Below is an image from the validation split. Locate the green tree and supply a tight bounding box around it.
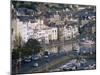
[24,38,42,55]
[21,48,33,57]
[12,47,22,60]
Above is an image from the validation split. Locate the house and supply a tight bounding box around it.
[33,27,58,44]
[63,25,79,40]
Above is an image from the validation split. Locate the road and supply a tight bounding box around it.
[18,48,95,74]
[19,52,69,74]
[15,37,96,74]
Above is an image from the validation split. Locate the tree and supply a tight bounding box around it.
[21,48,33,57]
[12,33,23,60]
[12,47,22,60]
[24,38,42,55]
[12,37,42,60]
[12,1,38,11]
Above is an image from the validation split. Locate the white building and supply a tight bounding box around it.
[11,19,17,49]
[33,27,58,44]
[63,25,79,40]
[14,18,58,44]
[15,19,34,43]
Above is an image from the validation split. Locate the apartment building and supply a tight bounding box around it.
[63,25,79,40]
[33,27,58,44]
[13,17,58,45]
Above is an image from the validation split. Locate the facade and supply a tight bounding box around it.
[13,16,79,46]
[63,25,79,40]
[33,27,58,44]
[16,19,32,42]
[11,5,82,49]
[13,17,58,45]
[11,19,17,49]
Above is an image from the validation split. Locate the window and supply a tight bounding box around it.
[55,30,56,33]
[39,33,41,36]
[52,30,54,32]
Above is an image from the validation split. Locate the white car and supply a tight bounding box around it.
[32,56,40,60]
[24,59,31,63]
[44,55,48,58]
[33,63,39,67]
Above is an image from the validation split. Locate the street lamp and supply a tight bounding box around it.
[71,27,74,51]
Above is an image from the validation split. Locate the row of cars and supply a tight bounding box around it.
[21,51,50,67]
[50,59,96,72]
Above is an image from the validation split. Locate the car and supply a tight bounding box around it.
[62,67,73,71]
[32,56,40,60]
[44,51,50,56]
[23,56,32,63]
[24,58,31,63]
[32,63,39,67]
[43,51,50,58]
[44,55,49,58]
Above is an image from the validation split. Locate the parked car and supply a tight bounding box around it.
[23,56,32,63]
[44,55,49,58]
[32,62,39,67]
[24,59,31,63]
[44,51,50,56]
[32,55,40,60]
[43,51,50,58]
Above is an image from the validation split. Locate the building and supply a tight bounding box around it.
[12,16,58,45]
[63,25,79,40]
[33,27,58,44]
